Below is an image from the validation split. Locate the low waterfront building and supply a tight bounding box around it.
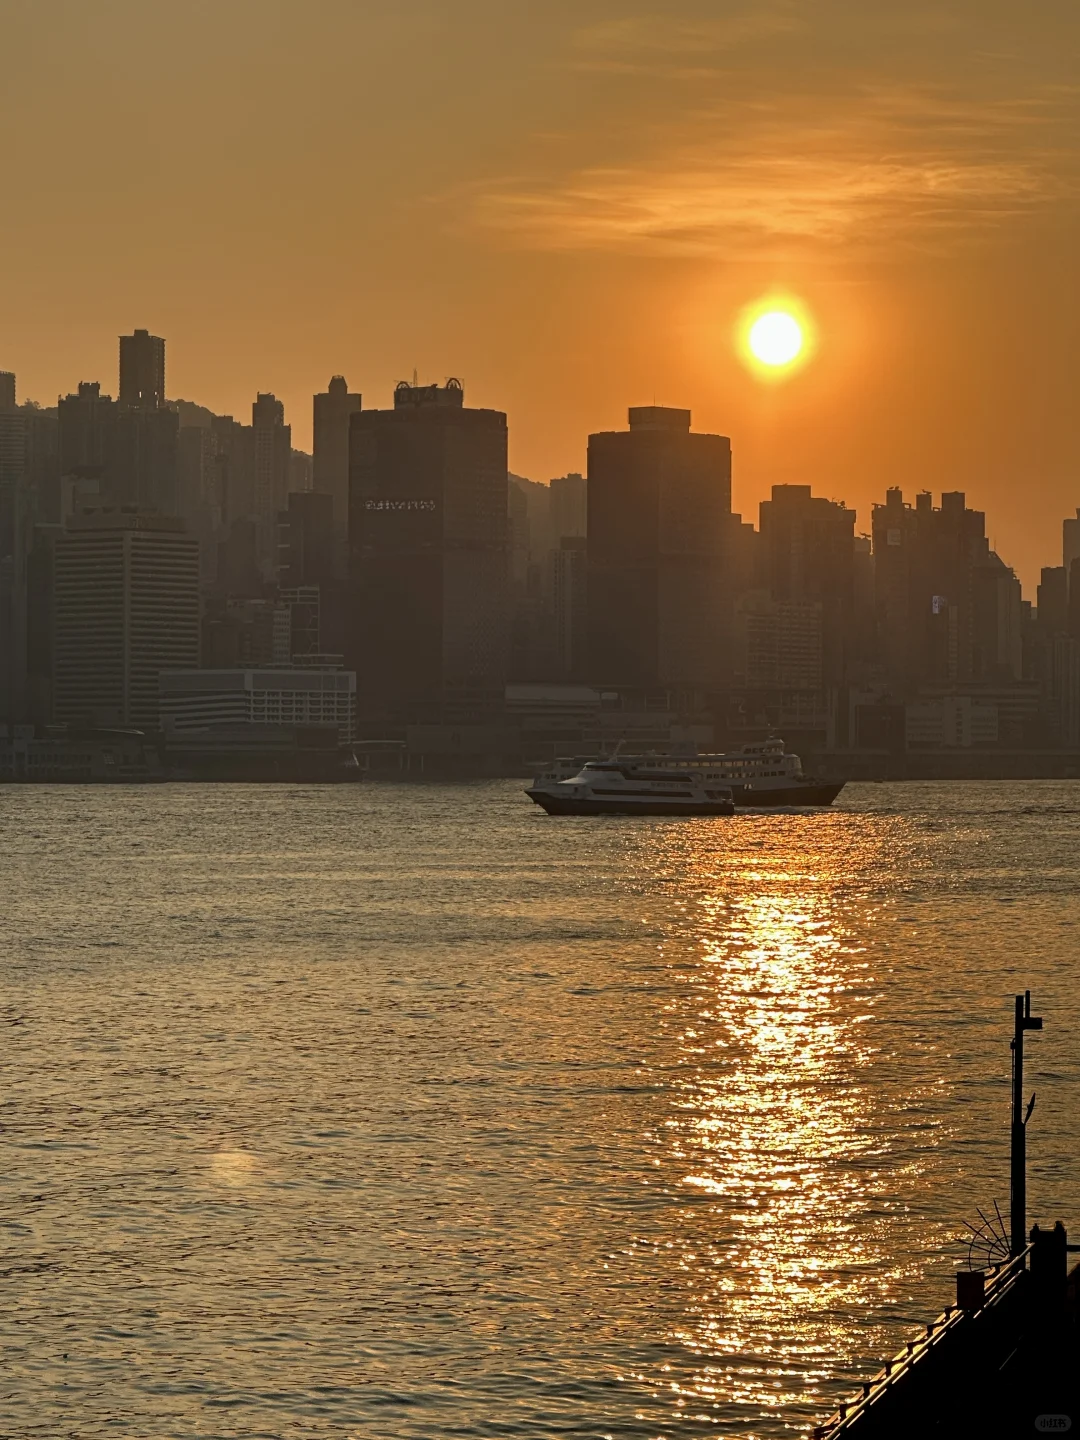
[0,723,159,782]
[159,667,356,743]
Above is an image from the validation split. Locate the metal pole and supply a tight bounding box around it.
[1010,990,1042,1258]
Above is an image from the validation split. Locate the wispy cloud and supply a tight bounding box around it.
[570,10,804,72]
[467,84,1078,258]
[453,2,1080,259]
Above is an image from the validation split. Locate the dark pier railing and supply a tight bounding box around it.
[810,994,1079,1439]
[812,1244,1032,1438]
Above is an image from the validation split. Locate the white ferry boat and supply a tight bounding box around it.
[526,759,736,816]
[528,738,844,811]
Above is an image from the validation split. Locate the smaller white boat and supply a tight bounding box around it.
[526,760,735,816]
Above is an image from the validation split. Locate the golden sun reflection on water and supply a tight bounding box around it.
[209,1148,262,1186]
[642,824,928,1429]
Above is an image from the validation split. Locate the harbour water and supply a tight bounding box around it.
[1,781,1078,1438]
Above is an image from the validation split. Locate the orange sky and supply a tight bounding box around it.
[2,0,1080,590]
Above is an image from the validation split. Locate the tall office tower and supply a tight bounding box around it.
[25,523,61,723]
[758,484,856,687]
[552,536,587,681]
[52,512,200,729]
[0,372,15,410]
[252,393,291,573]
[587,406,731,690]
[349,378,508,726]
[549,472,587,540]
[313,376,361,542]
[119,329,166,409]
[277,490,335,589]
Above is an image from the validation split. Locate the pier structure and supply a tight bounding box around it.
[811,994,1079,1439]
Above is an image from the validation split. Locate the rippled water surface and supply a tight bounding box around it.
[1,780,1078,1438]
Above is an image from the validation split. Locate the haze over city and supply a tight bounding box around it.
[3,7,1080,1439]
[4,0,1080,588]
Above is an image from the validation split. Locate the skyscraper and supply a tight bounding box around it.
[313,376,361,543]
[252,393,291,574]
[758,484,856,686]
[872,488,1021,693]
[587,406,731,689]
[210,413,255,525]
[348,379,508,726]
[109,405,180,515]
[119,329,166,409]
[277,490,335,590]
[0,378,28,721]
[552,536,587,681]
[58,382,116,484]
[549,472,587,540]
[53,512,200,729]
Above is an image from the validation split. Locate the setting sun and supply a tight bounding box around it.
[738,295,815,379]
[749,310,803,366]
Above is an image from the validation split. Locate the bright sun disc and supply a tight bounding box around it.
[748,310,803,366]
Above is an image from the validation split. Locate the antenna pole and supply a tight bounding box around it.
[1010,990,1042,1257]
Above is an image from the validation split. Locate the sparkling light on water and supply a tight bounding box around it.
[0,782,1077,1438]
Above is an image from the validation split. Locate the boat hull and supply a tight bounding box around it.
[526,789,735,816]
[730,781,846,807]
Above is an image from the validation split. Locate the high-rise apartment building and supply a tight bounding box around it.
[872,489,1022,693]
[1,375,61,719]
[53,512,200,729]
[313,376,361,542]
[733,592,823,691]
[1063,506,1080,665]
[348,379,508,725]
[60,347,177,516]
[587,406,731,689]
[119,329,166,409]
[58,382,116,481]
[110,405,180,515]
[549,472,587,541]
[1038,567,1068,635]
[758,484,856,687]
[0,381,28,721]
[210,414,255,524]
